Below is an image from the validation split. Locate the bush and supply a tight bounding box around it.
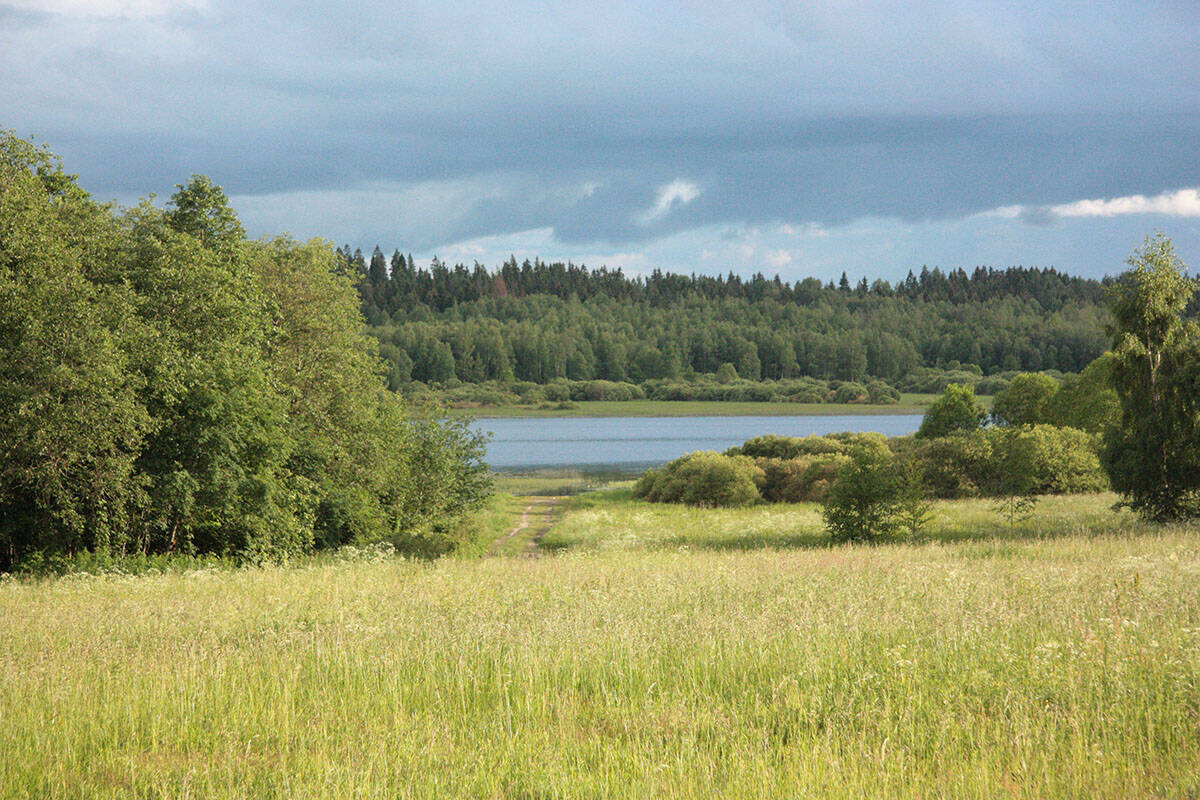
[905,425,1108,499]
[867,380,901,404]
[756,455,848,503]
[634,451,764,507]
[897,367,983,394]
[991,372,1060,426]
[542,381,571,401]
[574,380,643,401]
[993,425,1108,495]
[917,384,987,438]
[905,430,997,498]
[833,381,869,403]
[1046,354,1119,434]
[727,432,887,460]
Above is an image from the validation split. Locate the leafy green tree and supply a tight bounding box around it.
[163,174,245,252]
[995,425,1108,495]
[0,132,151,569]
[991,372,1059,426]
[0,133,494,569]
[124,189,302,560]
[821,444,903,542]
[1103,234,1200,520]
[916,384,987,438]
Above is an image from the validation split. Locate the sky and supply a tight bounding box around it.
[2,0,1199,282]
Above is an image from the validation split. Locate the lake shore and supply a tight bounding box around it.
[447,394,948,418]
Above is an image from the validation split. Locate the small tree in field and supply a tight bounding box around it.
[822,446,903,543]
[991,494,1038,532]
[894,464,934,538]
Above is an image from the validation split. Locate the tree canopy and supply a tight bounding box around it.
[1102,234,1200,520]
[0,132,487,571]
[344,248,1110,390]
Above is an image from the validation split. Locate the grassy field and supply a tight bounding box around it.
[490,470,633,497]
[445,394,944,418]
[1,494,1197,798]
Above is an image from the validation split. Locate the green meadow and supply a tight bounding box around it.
[2,492,1198,798]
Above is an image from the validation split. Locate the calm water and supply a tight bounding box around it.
[474,414,923,472]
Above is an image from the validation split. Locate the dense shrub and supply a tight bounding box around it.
[904,425,1107,498]
[638,424,1106,512]
[572,380,644,401]
[727,432,888,459]
[1047,355,1119,434]
[897,367,984,394]
[833,381,869,403]
[991,372,1060,426]
[917,384,988,438]
[755,455,848,503]
[867,380,901,404]
[905,430,998,498]
[634,452,764,507]
[994,425,1108,495]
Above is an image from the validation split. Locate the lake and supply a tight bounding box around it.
[474,414,923,472]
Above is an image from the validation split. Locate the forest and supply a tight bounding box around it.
[343,246,1112,393]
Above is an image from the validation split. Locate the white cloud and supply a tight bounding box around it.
[637,179,700,224]
[978,188,1200,226]
[1051,188,1200,219]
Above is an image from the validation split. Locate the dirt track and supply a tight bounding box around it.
[490,497,564,556]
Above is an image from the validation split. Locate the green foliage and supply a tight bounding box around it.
[905,425,1108,500]
[894,465,935,537]
[994,425,1108,496]
[866,380,901,404]
[905,430,997,499]
[360,253,1109,390]
[917,384,987,438]
[754,455,848,503]
[634,452,763,507]
[727,432,887,460]
[832,381,868,403]
[1102,234,1200,520]
[821,445,904,542]
[715,362,739,383]
[992,372,1060,426]
[1047,354,1119,434]
[0,131,152,565]
[0,133,489,571]
[991,494,1038,531]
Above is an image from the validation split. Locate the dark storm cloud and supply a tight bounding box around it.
[2,0,1198,248]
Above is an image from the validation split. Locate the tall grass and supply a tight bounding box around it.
[1,497,1197,797]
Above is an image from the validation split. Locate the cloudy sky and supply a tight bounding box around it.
[3,0,1198,281]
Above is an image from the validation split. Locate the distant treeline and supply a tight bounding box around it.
[340,247,1110,388]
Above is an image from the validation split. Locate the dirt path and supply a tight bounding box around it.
[490,496,565,557]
